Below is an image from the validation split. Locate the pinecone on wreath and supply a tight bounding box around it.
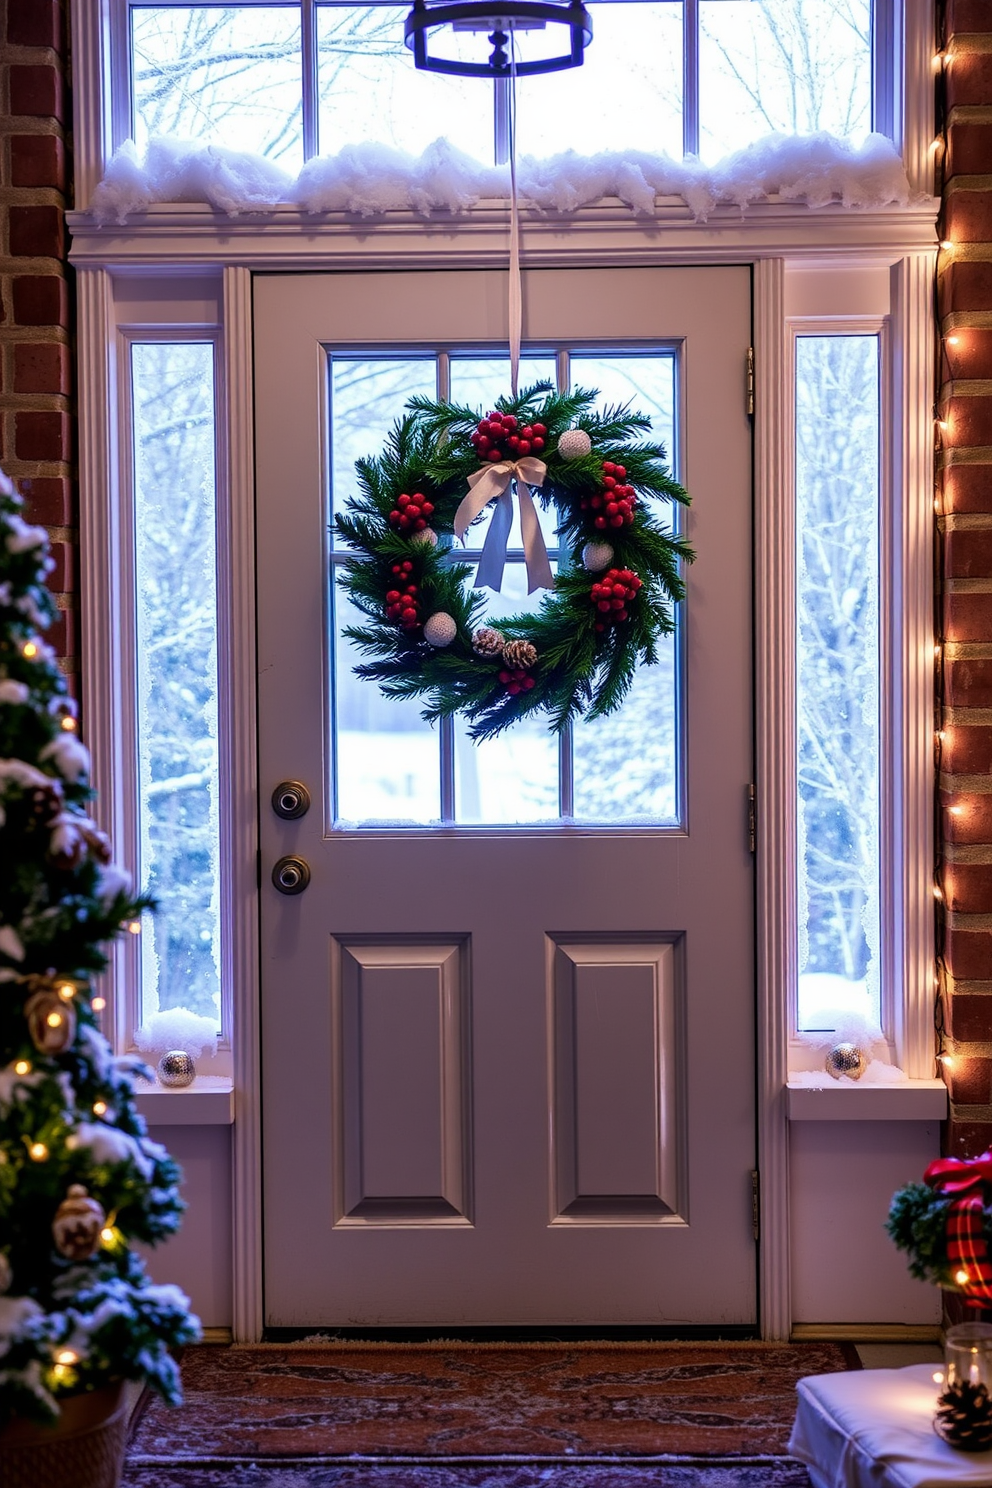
[935,1380,992,1451]
[472,627,505,657]
[502,639,537,670]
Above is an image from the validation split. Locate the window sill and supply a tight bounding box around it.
[135,1075,234,1126]
[786,1079,947,1122]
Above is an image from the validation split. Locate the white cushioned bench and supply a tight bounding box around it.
[789,1364,992,1488]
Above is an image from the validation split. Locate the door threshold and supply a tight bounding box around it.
[262,1325,761,1344]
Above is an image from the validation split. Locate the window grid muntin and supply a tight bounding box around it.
[327,342,683,829]
[122,0,890,166]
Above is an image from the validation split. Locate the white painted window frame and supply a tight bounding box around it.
[69,0,937,1344]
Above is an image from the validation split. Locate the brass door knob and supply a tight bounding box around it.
[272,781,311,820]
[272,856,311,895]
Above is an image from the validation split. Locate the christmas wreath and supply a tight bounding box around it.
[888,1154,992,1304]
[334,383,692,740]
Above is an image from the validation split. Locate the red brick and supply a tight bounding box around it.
[20,476,72,526]
[13,342,70,395]
[942,325,992,381]
[942,190,992,245]
[948,1121,992,1160]
[8,206,64,260]
[943,723,992,774]
[946,591,992,642]
[947,993,992,1040]
[947,123,992,180]
[947,1055,992,1103]
[46,609,75,659]
[944,464,992,515]
[946,927,992,981]
[946,527,992,578]
[940,261,992,315]
[6,0,62,48]
[947,657,992,709]
[942,790,992,842]
[947,865,992,914]
[947,53,992,110]
[14,410,71,462]
[944,395,992,446]
[11,274,68,328]
[9,65,64,121]
[947,0,992,34]
[46,541,75,593]
[10,134,65,191]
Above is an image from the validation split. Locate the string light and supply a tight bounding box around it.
[59,715,77,732]
[55,1349,78,1367]
[947,334,961,347]
[948,803,964,816]
[92,1100,108,1117]
[934,1371,945,1384]
[957,1268,971,1286]
[934,884,944,901]
[91,996,106,1012]
[939,1053,955,1068]
[21,641,38,659]
[28,1142,49,1162]
[127,921,141,936]
[14,1059,31,1075]
[45,1011,63,1030]
[57,982,75,1001]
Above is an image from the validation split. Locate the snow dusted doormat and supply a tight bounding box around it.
[122,1341,854,1485]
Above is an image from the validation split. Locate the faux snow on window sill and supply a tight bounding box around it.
[89,132,912,227]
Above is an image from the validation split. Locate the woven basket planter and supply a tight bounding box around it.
[0,1382,128,1488]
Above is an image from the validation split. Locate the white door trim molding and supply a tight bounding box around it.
[753,258,792,1342]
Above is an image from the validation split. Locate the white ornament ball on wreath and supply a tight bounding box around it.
[582,542,615,573]
[411,527,438,548]
[557,428,592,461]
[423,612,458,648]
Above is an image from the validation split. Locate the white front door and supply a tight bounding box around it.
[255,266,755,1327]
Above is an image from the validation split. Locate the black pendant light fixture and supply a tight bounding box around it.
[404,0,592,79]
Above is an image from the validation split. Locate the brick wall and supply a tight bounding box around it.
[0,0,75,689]
[939,0,992,1156]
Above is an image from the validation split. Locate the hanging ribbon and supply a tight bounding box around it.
[508,34,521,398]
[454,458,552,594]
[926,1153,992,1304]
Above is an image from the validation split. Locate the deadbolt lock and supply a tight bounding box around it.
[272,855,311,895]
[271,780,311,820]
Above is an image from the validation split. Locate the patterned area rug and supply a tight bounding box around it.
[122,1341,854,1486]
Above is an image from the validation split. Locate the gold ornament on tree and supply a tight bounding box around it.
[52,1184,105,1261]
[24,987,76,1054]
[472,627,505,657]
[502,639,538,670]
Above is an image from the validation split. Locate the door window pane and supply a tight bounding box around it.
[131,342,222,1029]
[131,6,305,169]
[795,335,880,1031]
[453,564,560,823]
[331,357,437,532]
[699,0,871,162]
[334,580,442,823]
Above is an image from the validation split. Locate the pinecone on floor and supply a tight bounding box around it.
[935,1380,992,1451]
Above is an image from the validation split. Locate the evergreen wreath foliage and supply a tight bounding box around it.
[887,1181,980,1291]
[0,469,199,1427]
[334,383,692,740]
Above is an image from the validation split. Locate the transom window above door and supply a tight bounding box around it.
[330,348,681,827]
[124,0,878,169]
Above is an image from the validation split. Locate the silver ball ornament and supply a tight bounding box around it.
[825,1042,868,1080]
[158,1049,196,1088]
[423,612,458,648]
[582,542,615,573]
[411,527,438,548]
[557,428,592,461]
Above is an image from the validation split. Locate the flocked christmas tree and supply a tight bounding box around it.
[0,468,198,1425]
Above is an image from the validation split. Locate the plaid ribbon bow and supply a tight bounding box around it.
[925,1153,992,1304]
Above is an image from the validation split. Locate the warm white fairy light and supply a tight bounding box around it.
[28,1142,48,1162]
[22,640,38,659]
[45,1011,63,1029]
[91,996,106,1012]
[13,1060,31,1076]
[55,1349,78,1366]
[127,921,141,935]
[60,715,77,732]
[57,982,75,1001]
[957,1268,970,1286]
[92,1100,108,1116]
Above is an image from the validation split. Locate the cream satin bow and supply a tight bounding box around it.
[454,456,553,594]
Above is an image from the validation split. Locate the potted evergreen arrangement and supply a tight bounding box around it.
[0,468,198,1487]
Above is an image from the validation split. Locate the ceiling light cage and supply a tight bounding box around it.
[404,0,593,79]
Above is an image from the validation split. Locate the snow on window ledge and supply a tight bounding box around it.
[88,132,912,227]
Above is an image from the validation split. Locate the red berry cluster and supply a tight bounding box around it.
[582,462,637,530]
[385,560,421,631]
[389,490,434,534]
[590,568,643,631]
[498,666,536,696]
[470,412,547,464]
